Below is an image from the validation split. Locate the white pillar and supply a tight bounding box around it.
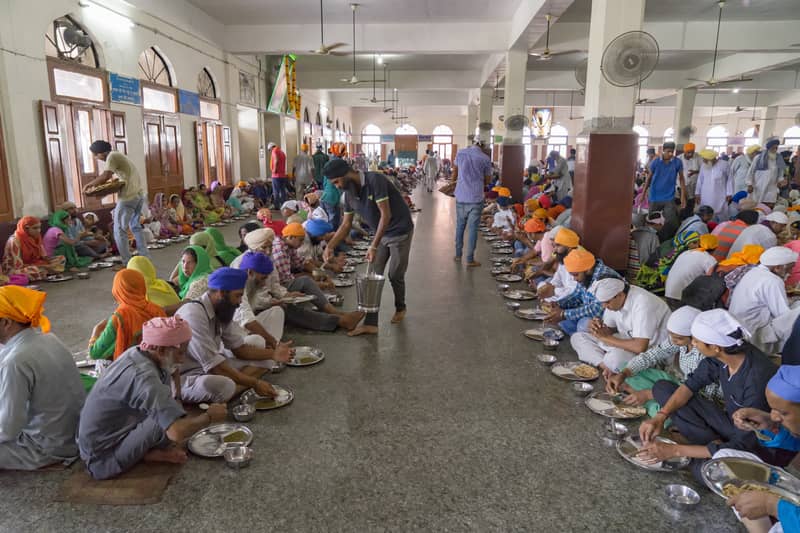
[760,106,779,144]
[478,87,493,144]
[582,0,645,132]
[673,88,697,146]
[502,48,528,144]
[466,104,478,143]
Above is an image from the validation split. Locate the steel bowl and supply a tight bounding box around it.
[505,301,521,311]
[537,354,557,366]
[223,443,253,469]
[664,484,700,510]
[232,403,255,422]
[497,283,511,293]
[573,382,595,396]
[602,419,628,438]
[76,272,90,280]
[269,361,286,374]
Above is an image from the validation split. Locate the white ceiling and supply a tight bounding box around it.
[187,0,523,25]
[557,0,800,23]
[296,53,488,71]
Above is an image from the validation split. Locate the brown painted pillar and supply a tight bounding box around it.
[499,144,525,201]
[571,133,637,270]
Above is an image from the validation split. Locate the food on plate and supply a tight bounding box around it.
[574,364,599,379]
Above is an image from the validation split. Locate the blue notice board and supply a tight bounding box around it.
[380,134,394,143]
[179,90,200,116]
[417,135,432,142]
[109,73,141,105]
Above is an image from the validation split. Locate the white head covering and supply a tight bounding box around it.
[267,142,276,150]
[666,306,701,337]
[760,246,799,267]
[280,200,299,212]
[547,225,562,240]
[765,211,789,225]
[691,309,749,347]
[589,278,626,303]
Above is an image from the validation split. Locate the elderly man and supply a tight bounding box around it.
[643,141,686,240]
[175,268,292,404]
[78,317,228,480]
[536,227,581,303]
[293,144,315,200]
[728,246,798,353]
[84,140,149,263]
[747,136,787,206]
[0,287,84,470]
[570,278,670,373]
[547,247,622,335]
[452,140,493,267]
[269,142,289,208]
[322,158,415,336]
[695,150,732,223]
[678,142,701,217]
[544,150,572,201]
[233,251,285,348]
[731,144,761,194]
[728,210,788,257]
[423,149,440,193]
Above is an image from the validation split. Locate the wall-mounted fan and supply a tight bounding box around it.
[600,31,659,88]
[309,0,347,55]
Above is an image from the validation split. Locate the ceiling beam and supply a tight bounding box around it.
[683,52,800,87]
[330,90,471,107]
[297,69,481,90]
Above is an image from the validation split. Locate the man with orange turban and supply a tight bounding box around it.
[547,247,623,335]
[679,142,701,217]
[293,143,315,201]
[537,227,581,303]
[0,286,85,470]
[664,233,719,308]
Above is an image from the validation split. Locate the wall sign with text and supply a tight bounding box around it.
[109,73,141,105]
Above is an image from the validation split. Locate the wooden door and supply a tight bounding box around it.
[143,113,183,200]
[195,122,207,187]
[0,112,13,221]
[160,114,183,197]
[40,101,71,211]
[222,126,232,186]
[108,111,129,155]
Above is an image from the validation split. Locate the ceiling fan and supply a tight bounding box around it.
[340,4,370,85]
[359,54,387,103]
[634,82,655,105]
[309,0,348,56]
[686,1,753,87]
[529,14,578,61]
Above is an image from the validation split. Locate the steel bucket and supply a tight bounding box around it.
[355,271,386,313]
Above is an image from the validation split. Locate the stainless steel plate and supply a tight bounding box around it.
[585,392,647,419]
[93,262,114,269]
[484,235,499,241]
[333,278,354,288]
[502,289,536,301]
[551,362,601,381]
[515,308,547,320]
[281,294,316,305]
[46,274,73,282]
[617,435,690,472]
[495,273,522,282]
[187,423,253,458]
[491,266,512,275]
[491,256,513,264]
[156,239,171,245]
[287,346,325,367]
[249,385,294,411]
[346,250,365,257]
[701,457,800,505]
[491,241,511,249]
[493,248,514,254]
[147,244,166,250]
[107,256,123,264]
[346,258,364,266]
[341,266,356,273]
[523,328,565,341]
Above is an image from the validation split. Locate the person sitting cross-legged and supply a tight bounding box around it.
[78,317,228,480]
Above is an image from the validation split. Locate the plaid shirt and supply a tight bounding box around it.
[624,340,723,402]
[557,259,621,322]
[271,237,305,285]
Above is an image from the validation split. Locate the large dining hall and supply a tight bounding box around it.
[3,0,800,531]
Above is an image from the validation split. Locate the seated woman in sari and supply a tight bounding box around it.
[191,189,223,224]
[127,256,181,312]
[88,269,166,361]
[45,210,92,270]
[230,181,255,212]
[209,187,233,219]
[168,194,197,234]
[205,227,241,265]
[174,245,213,300]
[151,192,179,237]
[3,217,66,281]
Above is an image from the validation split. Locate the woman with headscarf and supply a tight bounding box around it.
[191,188,223,224]
[127,256,181,309]
[45,210,92,270]
[230,181,255,211]
[257,207,286,236]
[747,136,788,206]
[167,194,196,234]
[88,269,167,361]
[238,222,261,252]
[175,245,213,300]
[150,192,179,237]
[205,227,241,265]
[3,216,66,281]
[209,187,233,219]
[189,231,225,269]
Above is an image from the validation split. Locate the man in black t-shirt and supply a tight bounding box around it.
[322,159,414,336]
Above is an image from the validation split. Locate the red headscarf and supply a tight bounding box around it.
[110,269,166,359]
[15,216,46,265]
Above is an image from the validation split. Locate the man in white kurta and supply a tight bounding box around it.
[730,145,760,194]
[695,151,732,223]
[728,212,788,257]
[728,246,798,353]
[570,278,670,373]
[664,241,719,302]
[537,227,580,302]
[746,136,787,205]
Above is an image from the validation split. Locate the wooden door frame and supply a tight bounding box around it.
[0,111,13,221]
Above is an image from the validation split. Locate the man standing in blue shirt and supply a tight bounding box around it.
[453,140,493,267]
[642,142,686,239]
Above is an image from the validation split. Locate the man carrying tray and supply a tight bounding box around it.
[321,159,414,336]
[84,140,150,264]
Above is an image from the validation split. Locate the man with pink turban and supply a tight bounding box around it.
[78,317,227,480]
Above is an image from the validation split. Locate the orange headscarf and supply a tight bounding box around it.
[15,216,45,265]
[110,269,166,359]
[548,205,566,219]
[0,286,50,332]
[513,203,525,219]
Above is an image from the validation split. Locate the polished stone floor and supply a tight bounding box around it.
[0,190,742,532]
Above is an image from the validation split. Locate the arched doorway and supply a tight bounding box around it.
[395,124,418,166]
[195,66,232,188]
[432,124,454,161]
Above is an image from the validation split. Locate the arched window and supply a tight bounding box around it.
[197,68,216,98]
[361,124,382,158]
[633,125,650,165]
[138,47,173,86]
[432,124,454,160]
[396,124,418,135]
[663,127,675,144]
[783,126,800,150]
[744,127,760,148]
[45,15,99,67]
[547,125,569,156]
[523,126,532,166]
[706,125,729,151]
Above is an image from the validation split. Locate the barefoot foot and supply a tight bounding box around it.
[144,446,188,464]
[338,311,366,331]
[347,325,378,337]
[391,310,406,324]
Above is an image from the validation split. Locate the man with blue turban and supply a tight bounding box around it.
[174,267,293,404]
[234,252,285,350]
[746,136,787,206]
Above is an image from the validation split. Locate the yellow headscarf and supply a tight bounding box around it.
[719,244,765,267]
[698,234,719,251]
[127,256,181,308]
[0,286,50,332]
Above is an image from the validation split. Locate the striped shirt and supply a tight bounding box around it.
[558,259,622,321]
[712,220,747,261]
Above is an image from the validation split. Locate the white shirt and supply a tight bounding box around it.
[492,209,516,232]
[540,263,578,302]
[679,154,702,199]
[664,250,717,300]
[730,154,754,194]
[728,224,778,257]
[728,264,790,335]
[603,286,670,345]
[104,151,143,201]
[695,160,732,218]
